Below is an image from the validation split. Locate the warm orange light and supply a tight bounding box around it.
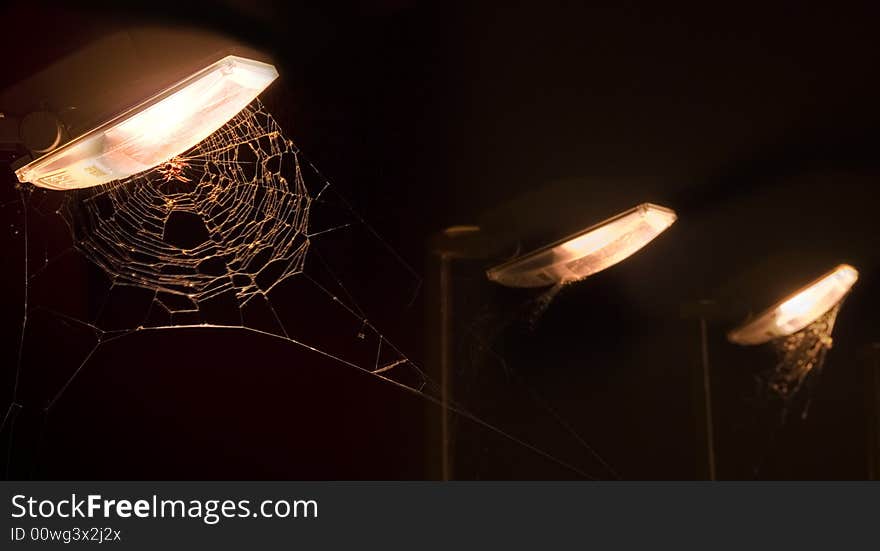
[727,264,859,345]
[16,55,278,190]
[486,203,677,288]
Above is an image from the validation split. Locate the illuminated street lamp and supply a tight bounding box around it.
[729,262,858,410]
[685,264,858,480]
[683,263,859,480]
[1,28,279,191]
[14,55,278,190]
[486,203,677,288]
[727,264,859,345]
[428,201,675,478]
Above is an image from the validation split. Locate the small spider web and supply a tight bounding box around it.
[763,302,845,420]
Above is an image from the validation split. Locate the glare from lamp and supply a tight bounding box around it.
[486,202,677,288]
[15,55,278,190]
[727,264,859,346]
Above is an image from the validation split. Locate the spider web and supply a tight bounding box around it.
[60,103,311,323]
[0,100,608,479]
[763,302,844,419]
[745,301,849,476]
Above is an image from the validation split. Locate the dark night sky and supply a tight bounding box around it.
[1,1,879,480]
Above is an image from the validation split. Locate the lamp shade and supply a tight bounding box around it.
[15,55,278,190]
[486,203,677,288]
[727,264,859,345]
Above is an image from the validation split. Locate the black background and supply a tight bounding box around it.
[1,1,879,479]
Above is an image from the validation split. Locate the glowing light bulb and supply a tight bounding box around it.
[486,203,677,288]
[727,264,859,346]
[16,55,278,190]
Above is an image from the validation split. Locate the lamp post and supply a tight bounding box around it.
[427,225,504,480]
[427,202,677,479]
[865,343,880,480]
[681,299,722,480]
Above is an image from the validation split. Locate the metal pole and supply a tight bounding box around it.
[427,226,488,480]
[438,253,452,481]
[699,317,717,481]
[867,344,880,480]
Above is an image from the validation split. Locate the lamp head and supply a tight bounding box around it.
[727,263,858,346]
[15,55,277,190]
[486,203,677,288]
